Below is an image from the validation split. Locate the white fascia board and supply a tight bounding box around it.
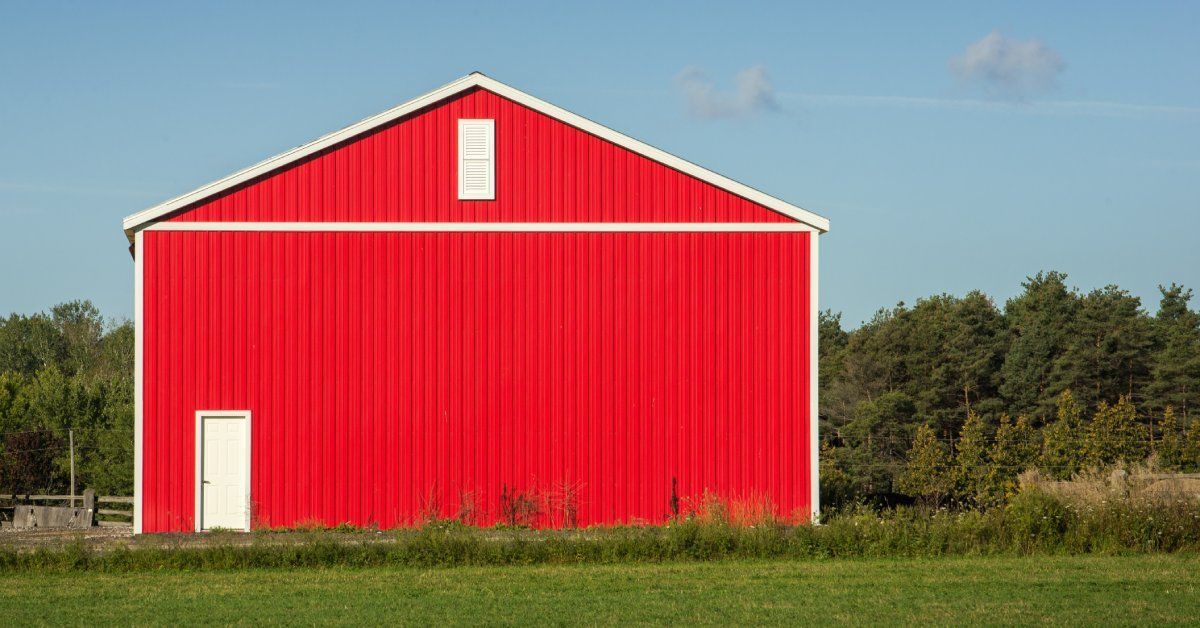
[143,221,816,233]
[122,73,829,240]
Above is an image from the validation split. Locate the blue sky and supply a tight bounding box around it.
[1,1,1197,326]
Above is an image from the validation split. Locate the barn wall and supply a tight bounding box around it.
[141,229,811,532]
[164,88,793,224]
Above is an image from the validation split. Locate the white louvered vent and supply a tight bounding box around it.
[458,119,495,200]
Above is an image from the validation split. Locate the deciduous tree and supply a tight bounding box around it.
[899,424,953,506]
[1085,396,1145,467]
[1040,390,1087,480]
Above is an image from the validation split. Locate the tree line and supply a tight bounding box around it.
[820,271,1200,509]
[0,302,132,496]
[2,270,1198,506]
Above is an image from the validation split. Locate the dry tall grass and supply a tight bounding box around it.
[1020,460,1200,507]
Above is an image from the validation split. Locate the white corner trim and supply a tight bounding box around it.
[121,73,829,239]
[141,221,816,233]
[194,410,253,532]
[809,231,820,523]
[133,231,144,534]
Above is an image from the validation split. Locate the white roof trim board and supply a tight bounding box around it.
[121,72,829,240]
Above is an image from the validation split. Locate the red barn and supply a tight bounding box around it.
[122,73,829,533]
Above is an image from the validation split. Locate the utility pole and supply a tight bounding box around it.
[69,428,75,508]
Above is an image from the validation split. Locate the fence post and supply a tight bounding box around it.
[82,489,96,527]
[69,429,76,508]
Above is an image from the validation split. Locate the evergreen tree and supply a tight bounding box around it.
[1146,284,1200,422]
[898,424,953,506]
[818,309,852,434]
[1000,272,1079,422]
[839,391,918,498]
[1040,390,1087,479]
[820,308,892,440]
[909,292,1005,429]
[1052,286,1152,410]
[818,441,856,512]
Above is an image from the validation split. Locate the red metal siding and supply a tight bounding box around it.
[142,230,811,531]
[165,88,792,224]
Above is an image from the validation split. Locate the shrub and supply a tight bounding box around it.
[1004,490,1071,551]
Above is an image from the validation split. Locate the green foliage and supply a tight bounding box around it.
[817,441,856,512]
[821,272,1200,507]
[839,390,916,493]
[952,411,988,506]
[1156,407,1183,471]
[999,271,1078,421]
[0,302,132,495]
[1039,390,1087,480]
[822,293,1005,447]
[898,424,953,505]
[1146,284,1200,422]
[1184,419,1200,471]
[1003,489,1071,550]
[1085,396,1145,467]
[984,415,1037,505]
[1052,286,1152,410]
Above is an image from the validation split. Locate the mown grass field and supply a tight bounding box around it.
[3,555,1198,625]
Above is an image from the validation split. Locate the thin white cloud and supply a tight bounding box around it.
[222,81,282,91]
[0,207,41,216]
[778,93,1200,118]
[950,31,1065,98]
[674,66,778,118]
[0,180,166,198]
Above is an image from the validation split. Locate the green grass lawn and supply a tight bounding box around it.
[3,556,1197,625]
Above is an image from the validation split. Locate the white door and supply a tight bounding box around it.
[199,414,249,530]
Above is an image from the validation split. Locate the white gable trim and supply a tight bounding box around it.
[143,221,816,233]
[122,73,829,239]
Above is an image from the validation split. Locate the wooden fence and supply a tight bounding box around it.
[0,492,133,528]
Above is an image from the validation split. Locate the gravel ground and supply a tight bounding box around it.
[0,525,134,550]
[0,525,629,552]
[0,526,420,552]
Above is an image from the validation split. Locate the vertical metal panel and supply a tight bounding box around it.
[142,230,811,531]
[167,88,792,224]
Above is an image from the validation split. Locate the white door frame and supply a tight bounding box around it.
[194,410,252,532]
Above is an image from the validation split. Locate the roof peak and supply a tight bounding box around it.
[121,73,828,239]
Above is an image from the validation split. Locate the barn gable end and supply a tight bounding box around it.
[128,73,827,534]
[122,74,829,233]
